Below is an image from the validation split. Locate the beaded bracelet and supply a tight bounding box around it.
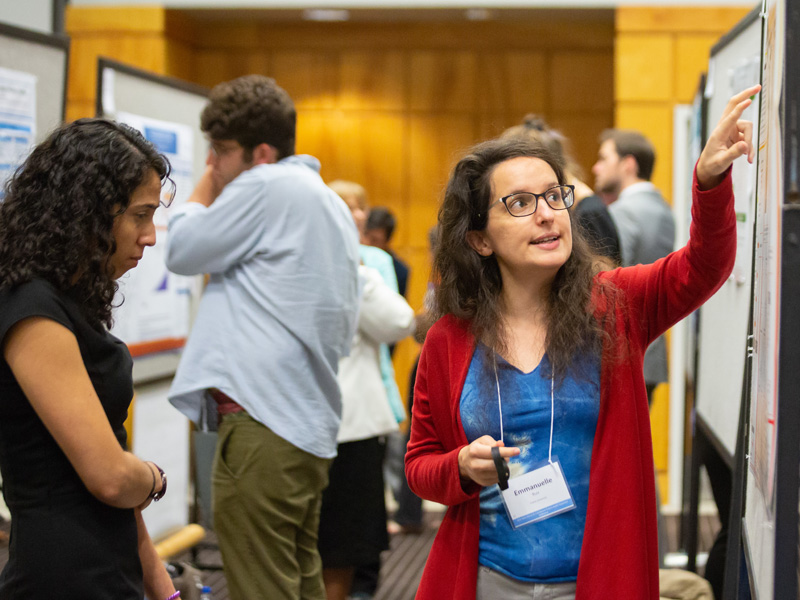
[164,592,180,600]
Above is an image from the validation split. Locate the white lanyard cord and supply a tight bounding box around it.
[493,354,554,463]
[548,374,554,465]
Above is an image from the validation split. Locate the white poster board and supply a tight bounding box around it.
[0,22,68,197]
[695,7,762,460]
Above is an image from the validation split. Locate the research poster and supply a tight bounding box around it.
[0,67,36,200]
[749,0,783,510]
[110,112,198,349]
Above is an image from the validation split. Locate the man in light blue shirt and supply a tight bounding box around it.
[165,75,360,600]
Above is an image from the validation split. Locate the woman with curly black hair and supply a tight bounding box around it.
[0,119,178,600]
[405,85,759,600]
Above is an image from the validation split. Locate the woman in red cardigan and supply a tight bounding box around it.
[405,85,759,600]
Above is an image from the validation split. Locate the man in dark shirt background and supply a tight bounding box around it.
[364,207,410,299]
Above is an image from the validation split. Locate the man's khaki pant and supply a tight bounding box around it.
[212,411,332,600]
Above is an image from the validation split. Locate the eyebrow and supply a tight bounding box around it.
[130,202,161,211]
[507,182,561,195]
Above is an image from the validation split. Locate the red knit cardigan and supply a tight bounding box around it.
[406,169,736,600]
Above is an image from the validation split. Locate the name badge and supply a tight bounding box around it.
[499,457,576,529]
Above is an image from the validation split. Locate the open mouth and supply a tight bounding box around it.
[531,236,559,245]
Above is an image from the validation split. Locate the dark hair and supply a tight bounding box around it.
[201,75,296,160]
[600,129,656,181]
[365,207,397,240]
[434,138,618,382]
[501,114,585,181]
[0,118,172,329]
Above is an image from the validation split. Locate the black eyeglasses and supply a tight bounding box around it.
[493,185,575,217]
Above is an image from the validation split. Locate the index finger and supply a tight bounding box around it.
[723,84,761,117]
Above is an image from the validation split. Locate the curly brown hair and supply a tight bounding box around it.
[433,138,620,383]
[0,118,171,329]
[201,75,296,160]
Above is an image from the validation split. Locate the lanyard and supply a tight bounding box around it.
[492,354,555,465]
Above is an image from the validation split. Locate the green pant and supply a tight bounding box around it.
[212,411,332,600]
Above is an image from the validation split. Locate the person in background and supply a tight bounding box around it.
[328,180,409,600]
[0,119,175,600]
[328,180,407,427]
[389,225,441,538]
[406,86,758,600]
[593,128,675,403]
[318,260,415,600]
[592,128,677,567]
[364,207,411,299]
[166,76,360,600]
[501,115,621,266]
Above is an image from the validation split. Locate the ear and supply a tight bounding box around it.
[466,230,493,257]
[252,143,279,165]
[621,154,638,178]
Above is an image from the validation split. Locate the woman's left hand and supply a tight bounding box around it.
[136,510,177,600]
[696,84,761,190]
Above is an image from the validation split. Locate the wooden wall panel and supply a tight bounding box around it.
[551,51,615,113]
[674,34,722,102]
[409,51,478,112]
[324,114,407,211]
[616,34,674,101]
[272,52,339,110]
[340,51,406,111]
[408,114,477,247]
[614,103,674,200]
[477,51,547,114]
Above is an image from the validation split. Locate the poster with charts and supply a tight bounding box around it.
[0,66,36,201]
[748,0,782,513]
[110,112,199,352]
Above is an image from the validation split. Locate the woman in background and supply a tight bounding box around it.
[0,119,176,600]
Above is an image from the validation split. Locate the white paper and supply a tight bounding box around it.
[0,67,37,201]
[110,112,197,348]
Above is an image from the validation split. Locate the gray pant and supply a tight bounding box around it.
[477,566,577,600]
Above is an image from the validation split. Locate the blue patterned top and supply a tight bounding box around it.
[460,346,600,582]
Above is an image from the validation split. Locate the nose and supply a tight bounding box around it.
[141,221,157,248]
[535,198,556,223]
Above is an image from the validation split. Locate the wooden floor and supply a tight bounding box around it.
[0,511,720,600]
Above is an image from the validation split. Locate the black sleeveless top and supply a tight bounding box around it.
[0,280,142,599]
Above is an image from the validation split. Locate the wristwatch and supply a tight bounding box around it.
[150,463,167,502]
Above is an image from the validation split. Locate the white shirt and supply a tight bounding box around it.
[337,265,415,443]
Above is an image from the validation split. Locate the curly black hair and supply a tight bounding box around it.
[200,75,296,160]
[0,118,171,329]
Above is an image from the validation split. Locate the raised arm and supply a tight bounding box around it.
[3,318,163,509]
[166,169,267,276]
[603,85,760,344]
